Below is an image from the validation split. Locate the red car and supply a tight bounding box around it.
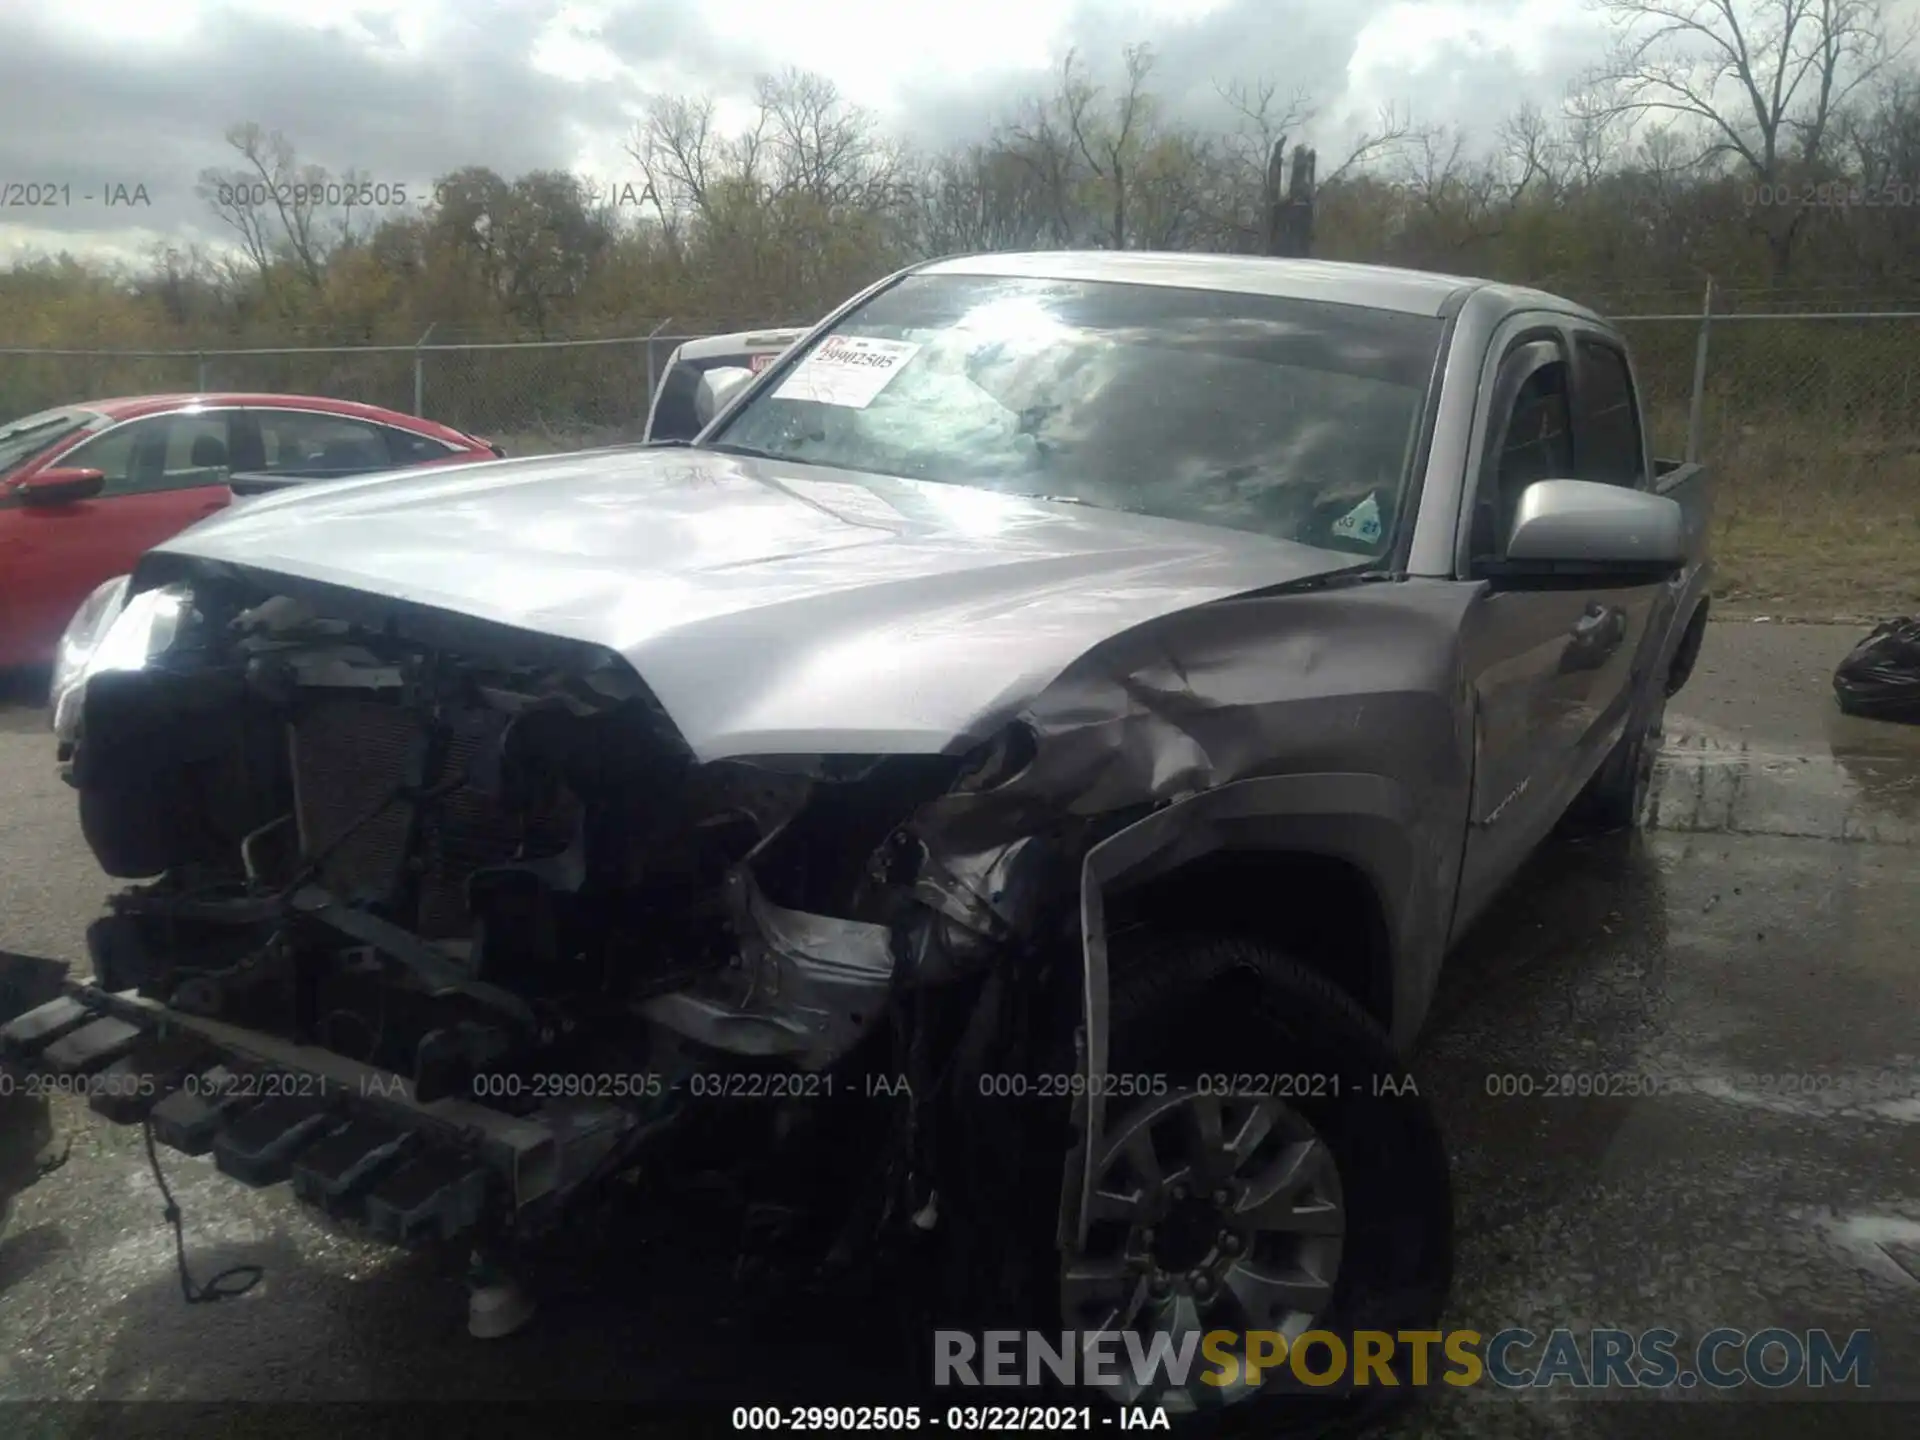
[0,393,500,668]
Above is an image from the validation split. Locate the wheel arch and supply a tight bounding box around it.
[1107,848,1397,1035]
[1665,594,1710,698]
[1063,772,1445,1251]
[1087,772,1434,1044]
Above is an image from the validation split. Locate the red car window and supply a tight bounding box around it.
[0,412,89,474]
[255,411,390,472]
[60,413,235,494]
[382,425,458,465]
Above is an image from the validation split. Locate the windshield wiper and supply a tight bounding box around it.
[701,440,786,461]
[1003,491,1149,514]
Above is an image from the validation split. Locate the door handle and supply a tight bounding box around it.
[1570,603,1620,641]
[1562,602,1626,672]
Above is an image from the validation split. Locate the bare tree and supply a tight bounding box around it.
[194,124,366,296]
[1204,87,1414,255]
[137,242,229,327]
[999,93,1085,246]
[1057,45,1157,248]
[1321,103,1421,187]
[1836,70,1920,275]
[756,69,905,210]
[629,69,905,233]
[1193,79,1314,249]
[1383,121,1517,263]
[1496,102,1566,201]
[1562,89,1632,187]
[425,167,612,335]
[628,94,728,227]
[1577,0,1912,276]
[909,144,1055,253]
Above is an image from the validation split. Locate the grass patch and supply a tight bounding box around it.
[1702,421,1920,618]
[492,422,639,458]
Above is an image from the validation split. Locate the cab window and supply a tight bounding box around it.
[1469,346,1574,565]
[1573,339,1647,488]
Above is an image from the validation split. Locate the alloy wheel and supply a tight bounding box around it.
[1060,1088,1346,1412]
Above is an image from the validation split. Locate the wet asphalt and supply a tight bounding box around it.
[1,619,1917,1437]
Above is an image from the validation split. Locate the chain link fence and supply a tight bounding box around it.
[5,303,1918,501]
[0,325,719,456]
[1614,305,1920,555]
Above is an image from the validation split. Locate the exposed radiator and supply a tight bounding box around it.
[289,698,421,905]
[289,697,581,939]
[413,725,580,939]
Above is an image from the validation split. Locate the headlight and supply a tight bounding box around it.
[949,721,1038,794]
[49,579,190,746]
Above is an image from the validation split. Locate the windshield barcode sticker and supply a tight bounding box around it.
[774,336,920,408]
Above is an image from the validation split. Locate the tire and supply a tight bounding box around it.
[1568,703,1663,834]
[951,933,1453,1438]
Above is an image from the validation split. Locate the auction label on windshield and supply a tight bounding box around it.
[774,336,920,408]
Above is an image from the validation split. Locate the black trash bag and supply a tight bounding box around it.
[1833,617,1920,723]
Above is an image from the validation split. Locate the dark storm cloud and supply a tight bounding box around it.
[0,0,1613,255]
[0,3,647,244]
[596,0,765,94]
[1378,35,1595,148]
[894,0,1610,164]
[896,0,1399,153]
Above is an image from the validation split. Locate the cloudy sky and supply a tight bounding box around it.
[0,0,1621,264]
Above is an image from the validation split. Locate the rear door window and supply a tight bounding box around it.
[253,411,392,473]
[383,426,458,465]
[1572,338,1647,488]
[162,412,234,484]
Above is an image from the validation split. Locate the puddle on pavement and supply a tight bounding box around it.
[1650,714,1920,844]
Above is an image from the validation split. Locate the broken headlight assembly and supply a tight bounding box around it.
[50,578,188,750]
[948,719,1038,794]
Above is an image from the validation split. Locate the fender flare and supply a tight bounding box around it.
[1060,771,1424,1251]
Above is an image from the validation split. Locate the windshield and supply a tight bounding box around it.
[0,409,93,476]
[708,274,1444,555]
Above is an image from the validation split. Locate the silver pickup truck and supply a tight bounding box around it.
[643,326,808,441]
[4,252,1708,1431]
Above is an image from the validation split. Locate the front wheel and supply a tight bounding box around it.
[994,934,1453,1436]
[1568,705,1664,834]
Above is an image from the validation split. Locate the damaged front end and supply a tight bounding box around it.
[14,566,1094,1255]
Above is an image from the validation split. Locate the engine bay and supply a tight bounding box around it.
[72,576,993,1123]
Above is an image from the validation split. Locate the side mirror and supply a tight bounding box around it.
[1500,479,1684,580]
[694,366,756,428]
[17,467,106,505]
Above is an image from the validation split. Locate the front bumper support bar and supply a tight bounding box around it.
[1,976,630,1248]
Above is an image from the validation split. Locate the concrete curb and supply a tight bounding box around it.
[1712,612,1895,627]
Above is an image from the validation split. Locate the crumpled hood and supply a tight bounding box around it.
[154,447,1355,759]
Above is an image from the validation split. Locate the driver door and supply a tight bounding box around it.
[1451,327,1605,935]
